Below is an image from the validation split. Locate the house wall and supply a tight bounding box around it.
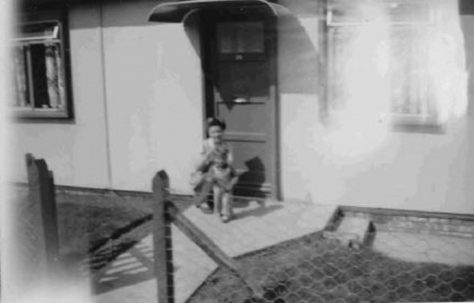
[10,0,473,214]
[10,0,204,193]
[100,1,203,193]
[277,0,474,214]
[10,4,110,188]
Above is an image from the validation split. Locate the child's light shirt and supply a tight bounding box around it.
[198,138,233,170]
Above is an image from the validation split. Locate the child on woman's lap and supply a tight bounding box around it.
[191,117,237,222]
[208,151,238,222]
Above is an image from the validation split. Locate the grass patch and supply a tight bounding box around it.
[56,199,152,269]
[12,186,193,273]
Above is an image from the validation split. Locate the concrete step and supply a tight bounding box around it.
[323,216,375,249]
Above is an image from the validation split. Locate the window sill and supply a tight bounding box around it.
[391,114,444,134]
[12,108,71,120]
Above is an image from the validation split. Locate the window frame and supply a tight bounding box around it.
[12,16,73,120]
[325,0,443,129]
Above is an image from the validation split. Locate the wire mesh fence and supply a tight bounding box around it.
[188,230,474,303]
[149,171,474,303]
[9,162,474,303]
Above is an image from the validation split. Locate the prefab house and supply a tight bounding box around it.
[10,0,474,214]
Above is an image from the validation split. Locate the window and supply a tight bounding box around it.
[326,0,458,127]
[216,21,265,60]
[12,20,71,119]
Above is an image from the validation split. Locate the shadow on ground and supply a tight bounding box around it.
[234,203,283,221]
[92,240,156,294]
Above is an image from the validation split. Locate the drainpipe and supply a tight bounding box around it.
[99,0,113,189]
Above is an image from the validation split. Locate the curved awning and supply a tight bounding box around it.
[148,0,290,22]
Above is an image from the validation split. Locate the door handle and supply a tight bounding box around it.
[233,97,248,104]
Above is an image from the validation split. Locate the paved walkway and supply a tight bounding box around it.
[94,198,337,303]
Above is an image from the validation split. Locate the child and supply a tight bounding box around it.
[208,150,238,222]
[191,117,234,213]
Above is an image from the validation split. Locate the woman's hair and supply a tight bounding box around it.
[207,117,226,131]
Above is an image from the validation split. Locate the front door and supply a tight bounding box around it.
[202,10,278,199]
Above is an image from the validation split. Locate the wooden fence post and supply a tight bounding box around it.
[152,170,174,303]
[23,153,59,280]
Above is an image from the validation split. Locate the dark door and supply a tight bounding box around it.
[202,10,278,198]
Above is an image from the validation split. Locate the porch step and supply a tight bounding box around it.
[323,216,375,249]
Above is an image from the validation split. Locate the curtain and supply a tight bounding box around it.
[13,46,29,108]
[54,44,66,109]
[326,0,466,123]
[390,27,434,117]
[45,43,59,108]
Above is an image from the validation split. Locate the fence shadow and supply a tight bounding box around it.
[233,203,283,221]
[93,243,157,294]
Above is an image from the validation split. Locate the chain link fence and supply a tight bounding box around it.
[181,204,474,303]
[9,164,474,303]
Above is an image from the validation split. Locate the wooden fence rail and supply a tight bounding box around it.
[152,170,262,303]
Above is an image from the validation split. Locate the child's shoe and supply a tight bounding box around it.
[200,203,213,214]
[220,214,231,223]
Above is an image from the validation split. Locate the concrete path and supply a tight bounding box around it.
[94,199,337,303]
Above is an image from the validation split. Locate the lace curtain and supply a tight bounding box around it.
[13,42,65,110]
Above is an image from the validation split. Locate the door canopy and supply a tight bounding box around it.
[148,0,290,22]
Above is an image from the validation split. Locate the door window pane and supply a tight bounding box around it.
[217,22,264,54]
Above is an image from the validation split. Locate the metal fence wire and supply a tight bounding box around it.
[148,172,474,303]
[13,157,474,303]
[17,163,473,303]
[184,212,474,303]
